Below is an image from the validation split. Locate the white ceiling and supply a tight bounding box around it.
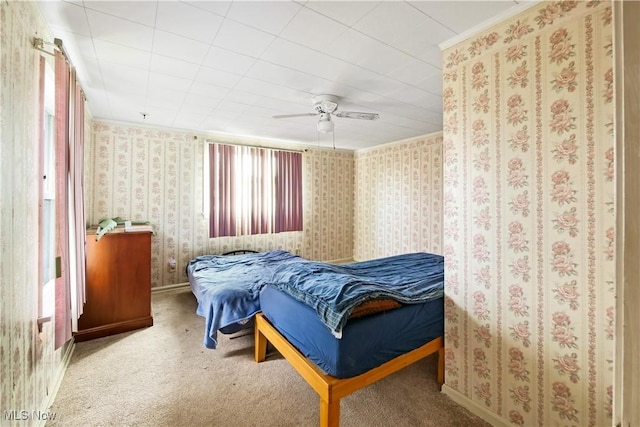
[37,0,527,150]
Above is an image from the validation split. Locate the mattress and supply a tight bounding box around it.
[186,250,302,349]
[259,285,444,378]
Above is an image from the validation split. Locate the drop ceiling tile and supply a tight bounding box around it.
[73,56,103,92]
[83,1,157,27]
[145,87,187,110]
[302,1,381,27]
[390,85,441,109]
[202,47,256,75]
[279,7,348,52]
[98,62,148,96]
[182,92,222,111]
[86,9,154,51]
[225,1,302,35]
[155,2,223,43]
[188,81,231,100]
[245,61,328,94]
[409,1,518,34]
[329,30,415,76]
[412,44,444,69]
[138,106,178,127]
[387,59,441,87]
[150,54,201,80]
[93,39,151,70]
[213,20,276,58]
[172,112,209,131]
[194,66,242,89]
[234,76,309,104]
[215,100,252,114]
[260,39,349,82]
[147,72,193,94]
[354,2,456,52]
[37,1,90,36]
[152,30,210,64]
[183,1,231,16]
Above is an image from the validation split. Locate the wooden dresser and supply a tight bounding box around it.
[75,229,154,342]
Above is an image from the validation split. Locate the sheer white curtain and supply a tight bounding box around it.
[53,50,86,349]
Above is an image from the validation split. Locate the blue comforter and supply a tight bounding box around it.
[187,250,301,349]
[265,252,444,337]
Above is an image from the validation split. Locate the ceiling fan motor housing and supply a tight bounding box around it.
[313,94,339,114]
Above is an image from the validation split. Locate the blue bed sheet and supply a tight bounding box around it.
[260,286,444,378]
[264,252,444,336]
[186,250,301,349]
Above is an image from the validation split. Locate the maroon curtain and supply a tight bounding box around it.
[275,151,303,233]
[209,143,236,237]
[54,50,72,349]
[209,144,302,238]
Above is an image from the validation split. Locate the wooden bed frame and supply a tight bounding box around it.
[254,312,444,427]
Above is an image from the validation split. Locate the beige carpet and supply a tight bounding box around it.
[47,288,490,427]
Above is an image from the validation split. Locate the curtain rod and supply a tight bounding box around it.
[206,140,307,154]
[33,37,87,101]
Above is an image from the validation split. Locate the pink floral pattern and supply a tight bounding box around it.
[550,99,577,134]
[508,61,530,88]
[442,3,614,426]
[473,348,491,378]
[552,61,578,92]
[551,382,579,422]
[552,207,580,237]
[508,126,531,152]
[552,134,578,164]
[510,385,532,412]
[551,312,578,349]
[353,134,443,260]
[553,279,580,310]
[506,94,528,125]
[508,285,529,317]
[553,352,581,383]
[508,347,530,382]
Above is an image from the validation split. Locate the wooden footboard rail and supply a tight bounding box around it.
[254,313,444,427]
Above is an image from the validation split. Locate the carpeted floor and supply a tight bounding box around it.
[47,288,490,427]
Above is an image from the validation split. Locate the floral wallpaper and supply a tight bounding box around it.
[88,121,354,288]
[353,133,443,260]
[0,1,73,423]
[442,2,615,426]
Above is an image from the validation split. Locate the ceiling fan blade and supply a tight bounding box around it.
[334,111,380,120]
[272,113,317,119]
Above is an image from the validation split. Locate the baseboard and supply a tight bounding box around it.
[151,282,190,294]
[441,384,509,427]
[39,339,75,426]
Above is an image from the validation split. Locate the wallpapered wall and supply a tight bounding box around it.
[0,1,73,422]
[442,2,615,426]
[353,133,443,260]
[88,121,354,288]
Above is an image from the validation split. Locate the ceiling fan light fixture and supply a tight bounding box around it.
[317,118,334,133]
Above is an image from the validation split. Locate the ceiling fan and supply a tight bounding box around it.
[273,94,380,133]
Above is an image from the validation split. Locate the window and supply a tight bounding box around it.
[207,143,303,238]
[39,57,56,326]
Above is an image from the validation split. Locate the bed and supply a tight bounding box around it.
[254,252,445,427]
[186,249,302,349]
